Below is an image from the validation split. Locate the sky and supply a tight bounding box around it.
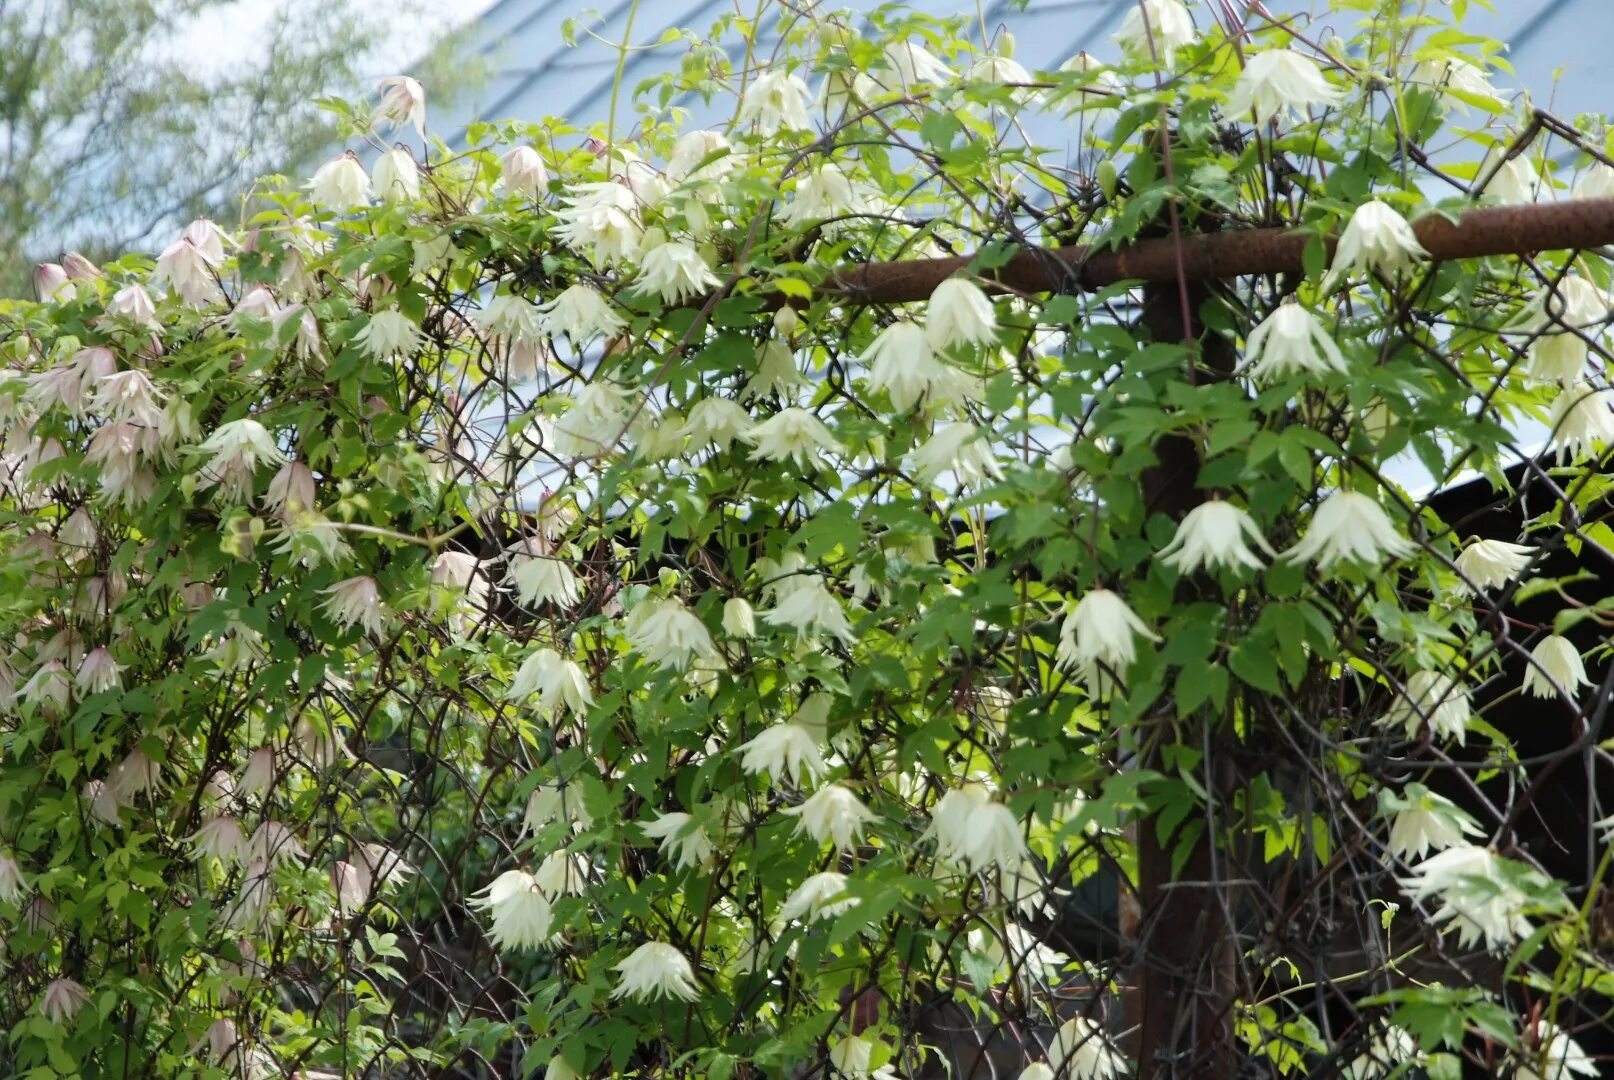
[179,0,500,80]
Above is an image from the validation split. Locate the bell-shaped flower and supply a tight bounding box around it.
[354,309,424,360]
[624,597,717,670]
[738,721,826,786]
[190,815,246,864]
[322,575,387,636]
[1574,162,1614,200]
[39,978,89,1025]
[1050,1015,1128,1080]
[1397,845,1536,950]
[779,871,859,922]
[863,321,979,412]
[153,237,220,306]
[375,75,426,136]
[0,851,29,903]
[611,941,700,1002]
[246,820,307,865]
[1226,48,1342,122]
[633,232,721,304]
[512,554,579,608]
[783,783,878,852]
[1325,200,1429,285]
[909,423,1003,487]
[1382,784,1482,861]
[75,647,122,694]
[722,597,756,638]
[743,407,842,467]
[641,812,715,870]
[1547,385,1614,462]
[925,278,998,351]
[308,152,371,211]
[1379,670,1473,744]
[1484,155,1540,205]
[1245,303,1349,379]
[1283,490,1415,569]
[1522,274,1607,383]
[470,869,553,951]
[884,41,953,86]
[1114,0,1197,64]
[107,283,158,327]
[500,145,549,196]
[1157,499,1274,573]
[372,147,421,202]
[35,262,73,301]
[553,181,641,267]
[682,397,753,450]
[737,69,812,135]
[1516,1023,1600,1080]
[1453,537,1534,595]
[1521,634,1591,699]
[1055,588,1159,673]
[538,283,626,342]
[760,576,857,645]
[778,163,869,232]
[508,647,593,715]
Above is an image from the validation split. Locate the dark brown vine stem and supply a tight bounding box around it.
[814,196,1614,302]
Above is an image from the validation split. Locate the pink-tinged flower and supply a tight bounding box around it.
[247,820,308,865]
[323,575,386,635]
[108,748,161,805]
[225,858,275,931]
[39,978,88,1025]
[82,779,121,825]
[501,146,548,196]
[35,262,73,302]
[183,218,229,264]
[107,283,158,327]
[239,746,276,796]
[75,647,122,694]
[153,238,220,307]
[190,815,246,863]
[0,851,28,903]
[376,75,427,137]
[61,252,101,280]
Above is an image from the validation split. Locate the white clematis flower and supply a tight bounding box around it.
[925,278,999,351]
[1245,303,1350,379]
[737,69,812,135]
[1284,491,1415,569]
[1055,588,1159,674]
[642,812,714,870]
[1521,634,1591,699]
[308,153,371,211]
[1114,0,1197,64]
[611,941,700,1002]
[1379,670,1473,744]
[1383,784,1483,860]
[470,869,553,951]
[1547,385,1614,462]
[1226,48,1342,123]
[779,871,860,922]
[782,783,879,852]
[1325,200,1429,285]
[743,408,842,467]
[738,721,827,787]
[1453,537,1534,595]
[1157,499,1274,573]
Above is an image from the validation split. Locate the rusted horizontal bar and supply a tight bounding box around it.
[820,197,1614,303]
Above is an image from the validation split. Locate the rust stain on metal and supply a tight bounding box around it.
[818,197,1614,304]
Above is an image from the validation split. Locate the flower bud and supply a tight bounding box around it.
[61,252,102,280]
[34,263,72,302]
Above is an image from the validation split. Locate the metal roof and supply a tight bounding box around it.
[435,0,1614,145]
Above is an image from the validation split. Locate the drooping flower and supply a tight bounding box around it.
[779,871,859,922]
[1379,670,1473,744]
[922,786,1028,872]
[1574,162,1614,200]
[829,1034,899,1080]
[1523,274,1606,383]
[1245,303,1350,379]
[225,858,275,931]
[1114,0,1197,64]
[682,397,754,450]
[93,369,165,428]
[500,145,549,196]
[265,460,316,517]
[738,721,827,786]
[475,293,546,346]
[1055,588,1159,674]
[75,647,122,694]
[778,163,869,232]
[0,852,28,903]
[354,309,424,360]
[633,235,721,304]
[1453,537,1534,595]
[533,849,590,898]
[1398,844,1536,949]
[667,129,733,182]
[760,576,857,645]
[612,941,700,1002]
[152,237,220,306]
[1018,1064,1056,1080]
[199,418,286,501]
[1412,57,1498,109]
[375,75,427,136]
[1383,784,1483,861]
[925,278,999,351]
[471,869,553,951]
[525,781,593,835]
[308,152,371,211]
[1522,634,1591,699]
[722,597,756,638]
[552,380,632,458]
[190,815,246,863]
[968,33,1034,96]
[737,69,812,135]
[909,423,1004,487]
[538,283,626,342]
[246,820,307,865]
[322,576,386,636]
[39,978,89,1025]
[1341,1025,1419,1080]
[34,262,73,302]
[1325,200,1430,284]
[507,647,594,715]
[641,812,714,870]
[743,408,842,467]
[1226,47,1342,122]
[782,783,879,852]
[1547,385,1614,462]
[1050,1015,1128,1079]
[553,182,642,267]
[884,40,953,86]
[107,282,158,327]
[511,554,580,608]
[1516,1023,1600,1080]
[1157,499,1274,573]
[372,147,422,201]
[1283,491,1415,569]
[863,321,978,412]
[625,597,717,670]
[1485,155,1541,205]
